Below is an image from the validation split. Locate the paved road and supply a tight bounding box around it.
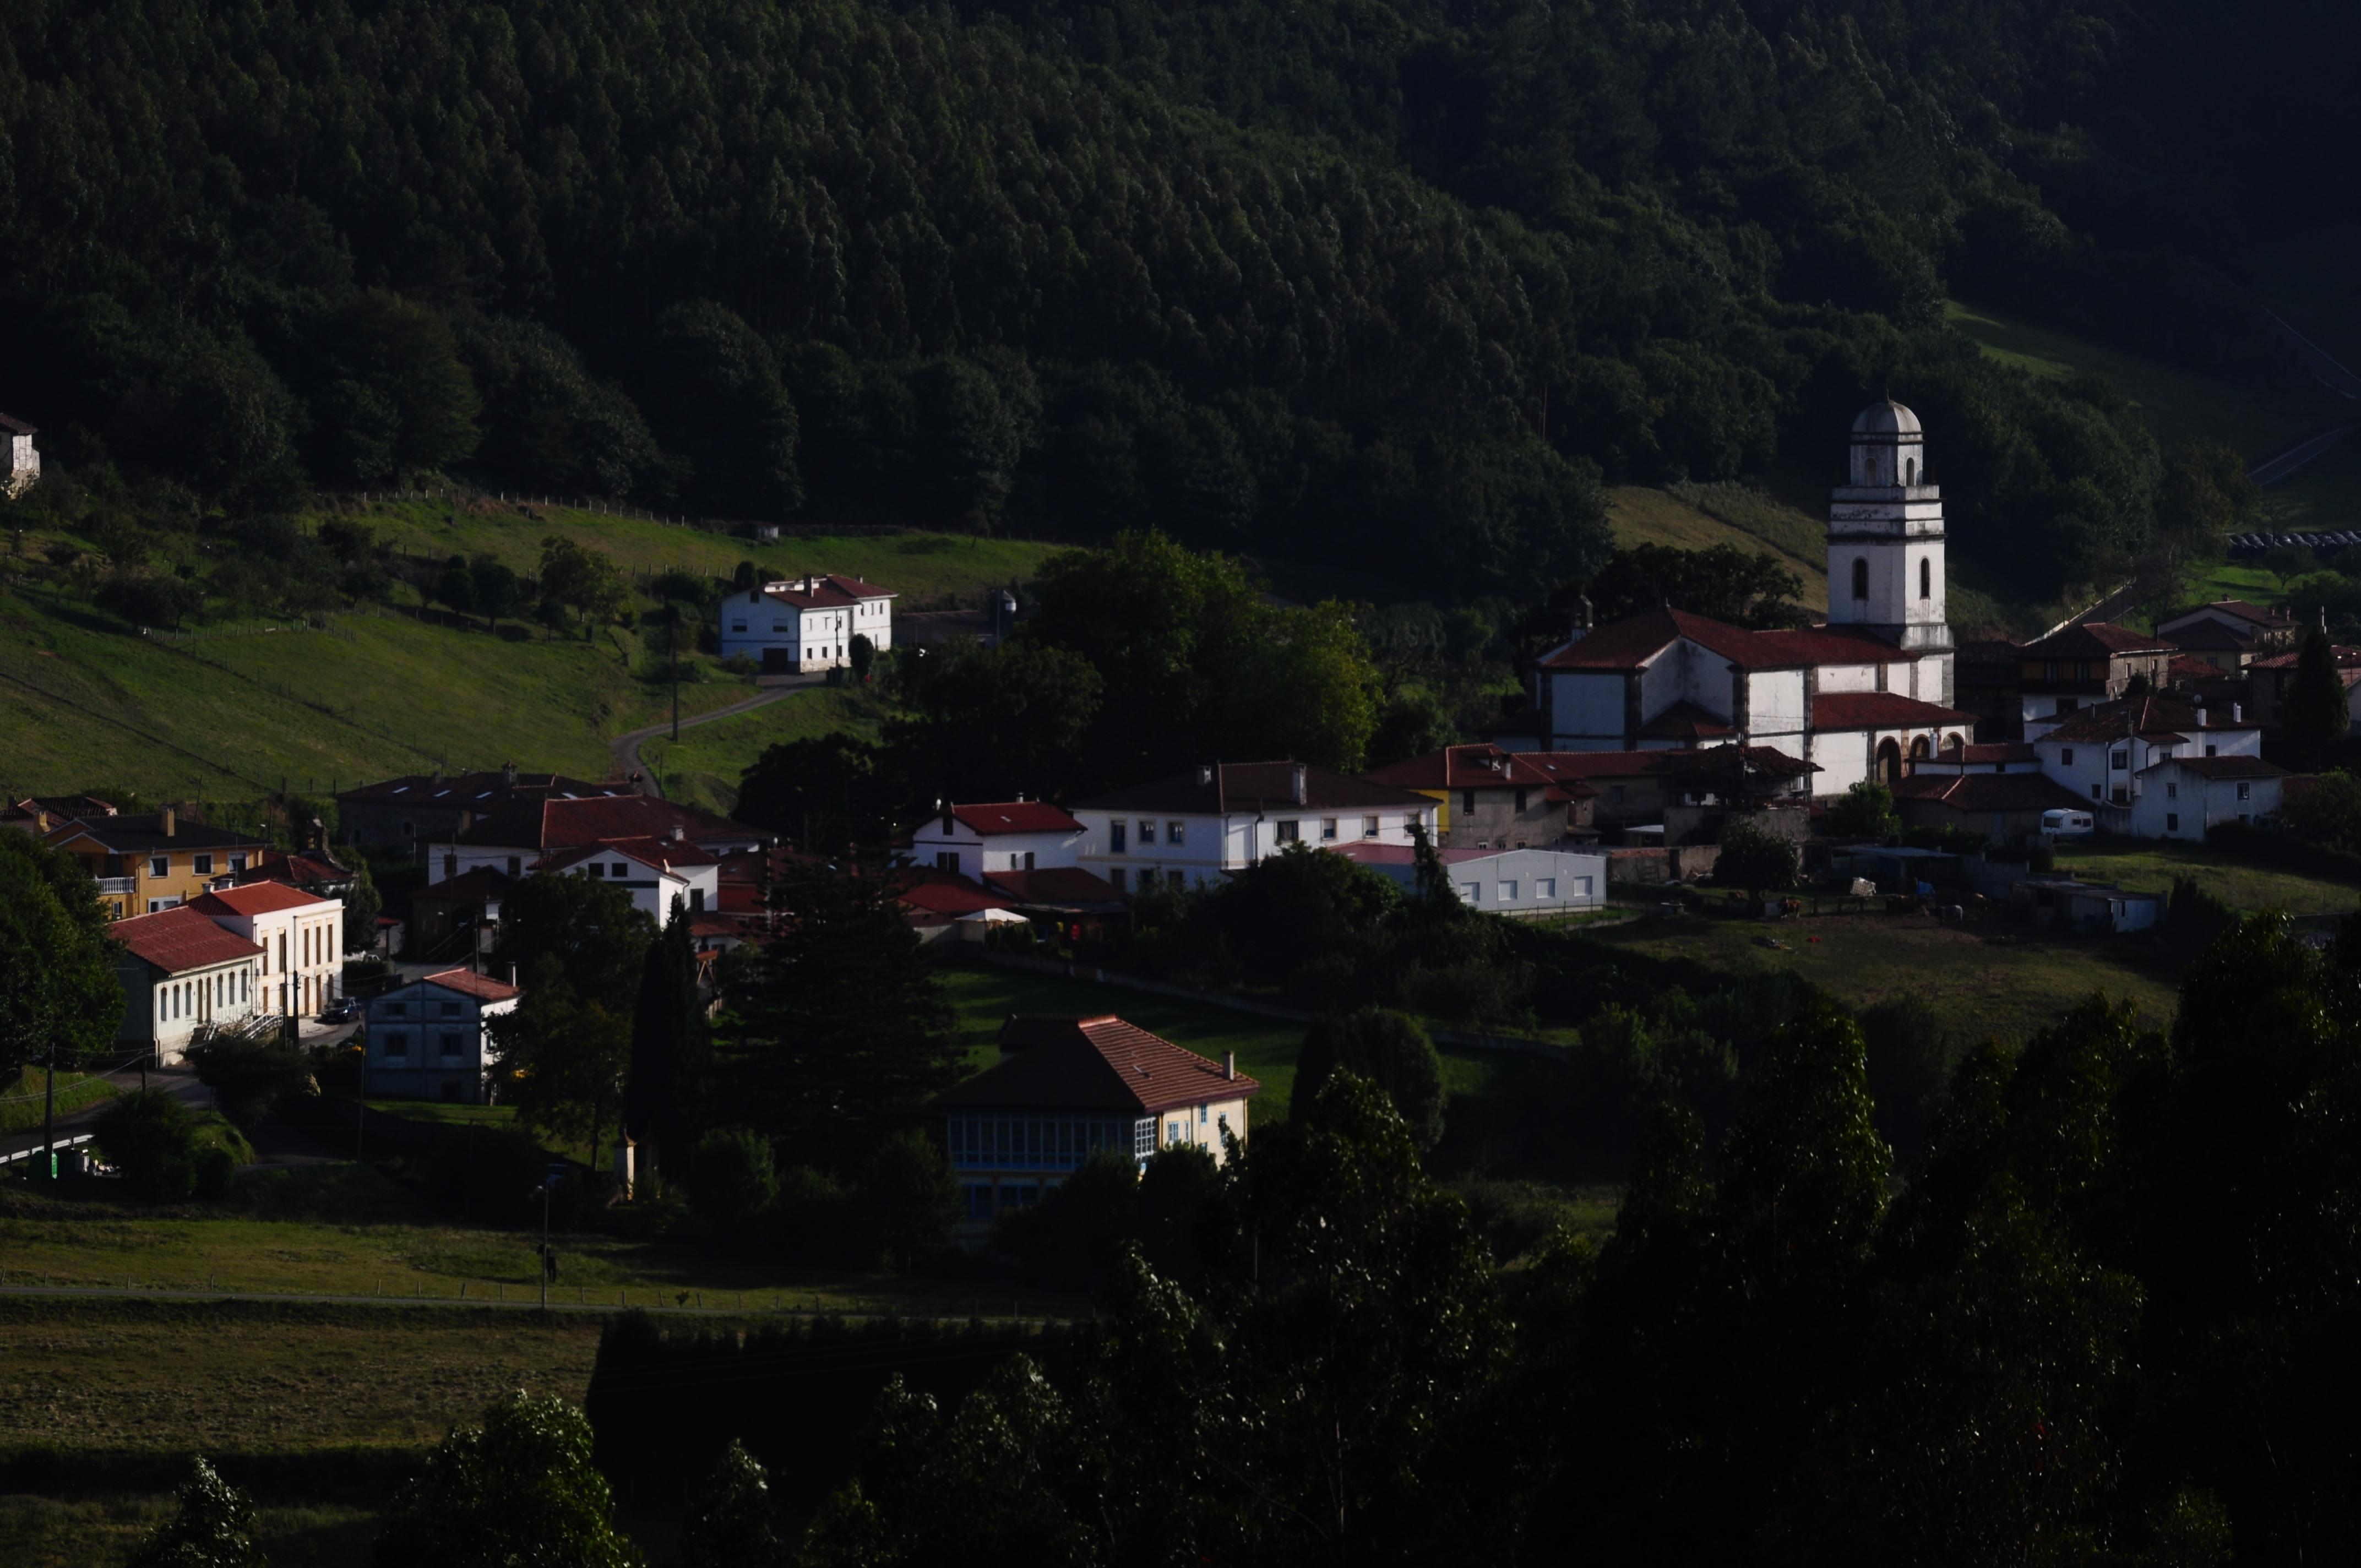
[2250,424,2359,487]
[610,672,820,797]
[0,1065,211,1167]
[2266,310,2361,399]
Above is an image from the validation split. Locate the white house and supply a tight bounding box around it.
[430,796,764,886]
[532,836,719,923]
[111,905,263,1065]
[187,882,345,1020]
[2124,756,2288,840]
[2,412,37,498]
[2027,694,2264,811]
[1328,842,1608,916]
[362,968,522,1104]
[1521,401,1971,794]
[910,801,1086,880]
[717,573,896,674]
[1070,762,1440,892]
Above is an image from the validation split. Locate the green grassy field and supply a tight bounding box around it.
[2050,839,2361,917]
[1607,484,1830,614]
[1589,906,2184,1045]
[0,1070,117,1136]
[639,684,891,815]
[337,496,1067,609]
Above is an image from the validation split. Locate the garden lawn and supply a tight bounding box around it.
[638,684,891,816]
[1588,906,2183,1045]
[2048,839,2361,917]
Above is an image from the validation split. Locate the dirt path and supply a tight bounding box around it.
[611,674,819,796]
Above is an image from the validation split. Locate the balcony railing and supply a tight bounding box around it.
[96,876,135,896]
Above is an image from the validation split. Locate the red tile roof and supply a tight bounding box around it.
[187,883,334,918]
[1075,762,1433,815]
[2037,694,2254,743]
[458,796,761,850]
[534,835,720,873]
[2146,755,2288,780]
[113,906,264,974]
[939,1016,1260,1115]
[1362,743,1577,792]
[1810,692,1974,731]
[2019,621,2176,658]
[2248,644,2361,672]
[2164,600,2294,630]
[933,802,1084,837]
[219,851,351,890]
[420,968,523,1003]
[1635,700,1735,741]
[981,867,1128,906]
[1889,773,2092,812]
[1537,608,1925,673]
[896,870,1013,917]
[412,867,514,904]
[763,573,896,609]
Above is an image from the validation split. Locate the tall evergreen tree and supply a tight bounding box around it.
[626,901,708,1179]
[2283,627,2352,770]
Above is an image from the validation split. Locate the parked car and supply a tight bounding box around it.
[320,998,359,1024]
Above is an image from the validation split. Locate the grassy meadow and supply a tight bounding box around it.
[638,683,892,816]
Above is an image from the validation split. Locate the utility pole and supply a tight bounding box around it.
[539,1178,553,1311]
[41,1041,55,1181]
[670,608,681,742]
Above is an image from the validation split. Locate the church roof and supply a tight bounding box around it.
[1852,400,1922,438]
[1810,692,1974,732]
[2018,622,2176,658]
[1536,608,1925,674]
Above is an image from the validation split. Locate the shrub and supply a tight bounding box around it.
[1824,780,1900,841]
[690,1127,781,1232]
[1294,1008,1447,1147]
[95,1089,205,1199]
[857,1128,961,1268]
[194,1142,238,1200]
[721,652,760,678]
[1715,818,1800,895]
[189,1022,318,1125]
[995,1148,1141,1291]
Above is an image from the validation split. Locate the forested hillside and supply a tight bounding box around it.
[0,0,2350,605]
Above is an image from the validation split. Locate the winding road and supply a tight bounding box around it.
[610,672,821,797]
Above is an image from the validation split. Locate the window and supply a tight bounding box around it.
[999,1183,1040,1212]
[2237,782,2252,801]
[1168,1121,1184,1146]
[2090,784,2102,800]
[1321,818,1339,841]
[1537,878,1557,899]
[1199,1104,1209,1124]
[1501,880,1519,902]
[149,855,168,877]
[1515,787,1529,812]
[1166,821,1184,845]
[731,622,748,633]
[1363,815,1379,837]
[440,1001,460,1017]
[611,863,629,877]
[157,993,166,1022]
[1461,790,1477,815]
[229,853,247,872]
[382,1031,409,1057]
[1138,820,1154,846]
[1609,786,1626,805]
[691,888,706,912]
[439,1032,465,1058]
[1275,820,1301,843]
[964,1185,995,1221]
[1919,558,1932,600]
[2110,750,2128,771]
[193,854,213,875]
[1136,868,1156,889]
[1023,851,1036,870]
[1906,456,1918,486]
[2167,813,2180,832]
[1461,882,1482,902]
[587,862,605,877]
[387,1003,407,1017]
[1108,867,1127,892]
[773,622,789,633]
[2166,782,2178,801]
[2061,748,2075,766]
[1574,876,1595,899]
[1111,821,1127,854]
[1133,1118,1156,1159]
[1851,557,1869,600]
[2206,745,2219,757]
[935,851,958,872]
[508,856,523,877]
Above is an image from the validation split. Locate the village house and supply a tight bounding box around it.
[428,796,766,886]
[910,801,1087,879]
[111,905,263,1065]
[717,573,896,673]
[1519,403,1973,792]
[2157,600,2298,661]
[937,1015,1259,1234]
[532,836,720,923]
[336,765,629,850]
[1328,841,1609,916]
[2,412,38,497]
[2010,622,2179,726]
[361,968,521,1104]
[185,882,346,1019]
[2123,755,2288,839]
[1359,744,1595,847]
[1069,762,1439,892]
[2027,693,2264,809]
[43,809,271,919]
[2246,644,2361,732]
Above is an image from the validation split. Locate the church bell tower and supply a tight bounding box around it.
[1829,400,1951,700]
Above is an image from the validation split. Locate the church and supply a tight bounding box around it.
[1516,401,1972,797]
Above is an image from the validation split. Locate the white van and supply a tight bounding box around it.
[2041,809,2096,840]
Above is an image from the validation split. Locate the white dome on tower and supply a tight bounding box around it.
[1851,399,1922,439]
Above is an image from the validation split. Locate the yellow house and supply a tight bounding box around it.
[937,1014,1260,1237]
[43,808,272,919]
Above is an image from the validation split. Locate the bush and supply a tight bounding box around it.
[2167,875,2237,951]
[995,1148,1141,1291]
[720,652,760,678]
[1716,818,1800,895]
[857,1129,961,1268]
[771,1164,858,1264]
[1294,1008,1447,1148]
[188,1023,319,1125]
[1824,780,1900,841]
[690,1127,781,1232]
[194,1142,238,1200]
[94,1090,206,1200]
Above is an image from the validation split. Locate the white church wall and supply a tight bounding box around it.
[1747,669,1807,737]
[1547,672,1626,745]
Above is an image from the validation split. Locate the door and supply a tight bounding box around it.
[761,646,791,673]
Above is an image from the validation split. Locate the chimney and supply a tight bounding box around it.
[2196,706,2207,728]
[1225,1050,1236,1081]
[942,800,956,834]
[1196,764,1214,787]
[671,823,685,842]
[2233,702,2243,722]
[161,805,176,837]
[1569,593,1593,644]
[1292,763,1308,805]
[309,817,325,853]
[458,809,474,836]
[508,962,518,986]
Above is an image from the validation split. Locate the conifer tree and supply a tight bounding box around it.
[2283,627,2352,770]
[627,900,708,1179]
